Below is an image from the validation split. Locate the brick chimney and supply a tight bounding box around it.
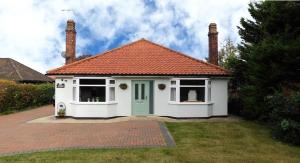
[65,19,76,64]
[208,23,218,65]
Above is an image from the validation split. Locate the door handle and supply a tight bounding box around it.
[145,96,147,100]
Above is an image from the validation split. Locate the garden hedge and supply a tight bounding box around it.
[0,80,54,114]
[267,91,300,145]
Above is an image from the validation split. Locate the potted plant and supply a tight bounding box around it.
[57,108,66,118]
[158,84,166,90]
[119,83,128,90]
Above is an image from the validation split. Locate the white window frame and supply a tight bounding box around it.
[72,77,116,104]
[169,78,212,104]
[170,80,177,102]
[72,79,77,101]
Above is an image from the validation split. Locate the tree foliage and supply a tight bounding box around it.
[218,37,239,70]
[218,38,242,103]
[76,54,93,61]
[235,1,300,120]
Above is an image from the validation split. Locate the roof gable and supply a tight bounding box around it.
[47,39,229,76]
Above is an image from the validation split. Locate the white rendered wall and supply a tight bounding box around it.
[54,76,228,118]
[55,77,73,116]
[71,103,117,117]
[211,79,228,116]
[115,78,132,116]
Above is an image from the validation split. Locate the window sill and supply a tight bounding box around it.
[70,101,117,105]
[168,101,213,105]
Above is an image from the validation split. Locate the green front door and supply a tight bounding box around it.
[132,80,150,115]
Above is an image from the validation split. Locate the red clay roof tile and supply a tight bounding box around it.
[47,39,229,76]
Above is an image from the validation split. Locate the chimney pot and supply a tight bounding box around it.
[208,23,218,65]
[65,19,76,65]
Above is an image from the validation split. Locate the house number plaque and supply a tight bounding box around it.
[56,83,65,88]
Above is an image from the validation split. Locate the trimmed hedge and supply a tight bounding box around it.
[0,80,54,114]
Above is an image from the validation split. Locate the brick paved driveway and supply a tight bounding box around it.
[0,105,171,155]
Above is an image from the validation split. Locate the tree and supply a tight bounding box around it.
[236,1,300,120]
[76,54,93,61]
[218,37,238,70]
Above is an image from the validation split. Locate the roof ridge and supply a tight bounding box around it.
[8,58,23,80]
[47,38,230,76]
[142,39,230,73]
[9,58,52,81]
[47,39,145,74]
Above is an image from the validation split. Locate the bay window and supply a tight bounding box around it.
[169,78,211,103]
[72,78,116,103]
[80,86,105,102]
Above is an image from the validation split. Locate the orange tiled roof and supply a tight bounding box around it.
[47,39,229,76]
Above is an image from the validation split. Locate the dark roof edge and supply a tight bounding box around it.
[46,73,230,77]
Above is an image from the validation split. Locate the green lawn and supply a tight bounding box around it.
[1,121,300,162]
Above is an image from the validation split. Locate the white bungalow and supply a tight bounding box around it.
[47,20,229,118]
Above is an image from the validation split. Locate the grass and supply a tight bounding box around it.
[1,121,300,162]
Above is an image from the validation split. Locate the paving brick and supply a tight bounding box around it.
[0,105,167,155]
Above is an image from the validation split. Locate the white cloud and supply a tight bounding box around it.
[0,0,251,73]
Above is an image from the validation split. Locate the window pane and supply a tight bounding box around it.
[80,79,105,85]
[109,80,115,84]
[141,84,145,100]
[135,84,139,100]
[170,88,176,101]
[79,86,105,102]
[109,87,115,101]
[171,81,176,85]
[180,87,205,102]
[72,87,76,101]
[180,80,205,85]
[73,80,76,84]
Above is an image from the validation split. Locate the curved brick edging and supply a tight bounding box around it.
[158,122,176,147]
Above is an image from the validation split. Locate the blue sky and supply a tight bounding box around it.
[0,0,251,73]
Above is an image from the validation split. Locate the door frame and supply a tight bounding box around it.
[131,80,154,115]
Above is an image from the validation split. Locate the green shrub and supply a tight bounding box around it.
[239,85,264,120]
[57,108,66,117]
[0,80,54,113]
[35,84,55,105]
[228,96,243,115]
[233,84,273,122]
[268,91,300,145]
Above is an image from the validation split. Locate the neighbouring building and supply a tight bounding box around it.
[47,20,229,118]
[0,58,53,83]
